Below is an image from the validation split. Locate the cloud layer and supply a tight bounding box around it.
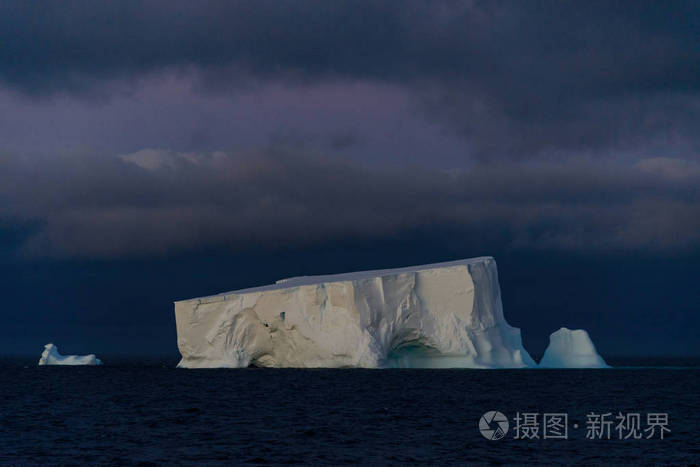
[1,1,698,258]
[1,149,697,258]
[1,1,698,158]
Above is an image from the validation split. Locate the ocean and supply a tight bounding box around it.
[1,358,698,465]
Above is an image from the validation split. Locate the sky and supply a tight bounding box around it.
[1,1,699,358]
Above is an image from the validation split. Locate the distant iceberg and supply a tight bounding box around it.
[38,343,102,366]
[539,328,609,368]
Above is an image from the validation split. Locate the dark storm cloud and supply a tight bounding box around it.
[1,1,698,157]
[1,149,698,258]
[2,1,697,93]
[1,1,699,257]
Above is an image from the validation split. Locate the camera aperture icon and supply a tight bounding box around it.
[479,411,509,440]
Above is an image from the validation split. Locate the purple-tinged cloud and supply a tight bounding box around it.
[1,149,698,258]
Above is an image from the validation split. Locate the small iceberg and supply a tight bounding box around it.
[38,343,102,366]
[539,328,609,368]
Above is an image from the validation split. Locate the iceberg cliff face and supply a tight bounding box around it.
[175,257,536,368]
[539,328,609,368]
[38,343,102,366]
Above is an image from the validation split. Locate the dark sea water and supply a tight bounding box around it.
[1,358,698,465]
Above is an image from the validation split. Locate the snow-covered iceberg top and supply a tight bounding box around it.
[175,256,537,369]
[539,328,609,368]
[38,343,102,366]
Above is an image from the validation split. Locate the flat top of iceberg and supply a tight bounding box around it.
[176,256,494,303]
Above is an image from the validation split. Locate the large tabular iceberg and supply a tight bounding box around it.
[175,257,537,368]
[539,328,609,368]
[38,343,102,366]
